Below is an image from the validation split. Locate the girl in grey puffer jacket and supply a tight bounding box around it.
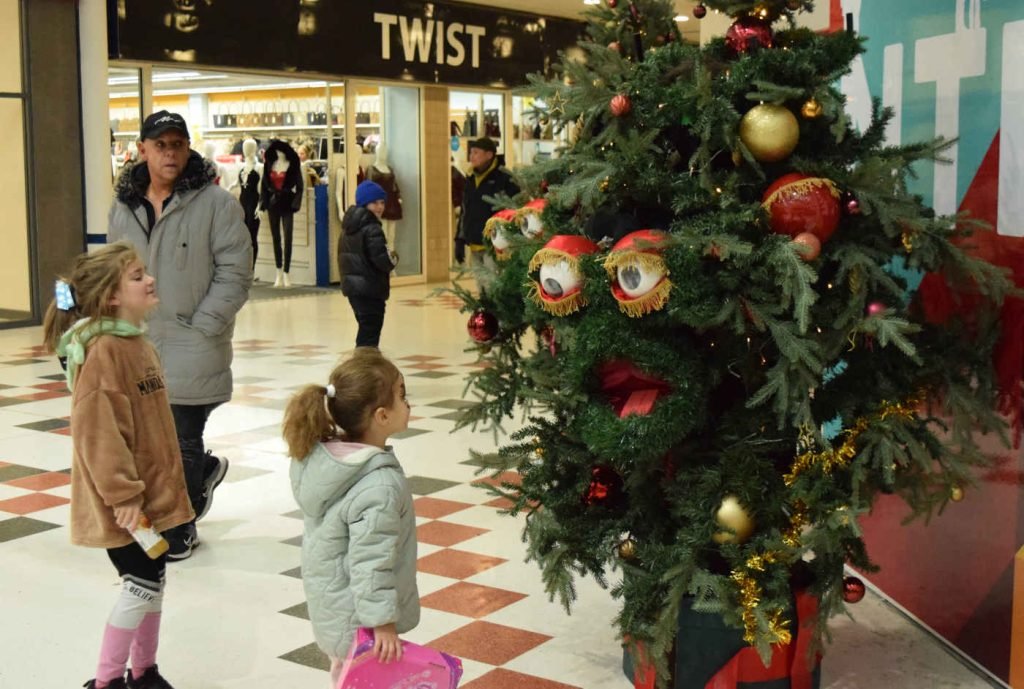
[282,349,418,686]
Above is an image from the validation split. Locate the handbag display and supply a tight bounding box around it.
[307,99,327,126]
[355,99,371,125]
[212,103,229,129]
[237,101,258,128]
[282,99,299,126]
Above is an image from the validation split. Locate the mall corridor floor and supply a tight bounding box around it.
[0,283,1002,688]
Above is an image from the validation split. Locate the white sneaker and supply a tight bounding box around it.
[273,269,283,287]
[282,272,292,288]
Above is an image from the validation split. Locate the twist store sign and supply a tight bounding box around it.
[110,0,583,87]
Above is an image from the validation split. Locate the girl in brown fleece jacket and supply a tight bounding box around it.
[43,241,192,689]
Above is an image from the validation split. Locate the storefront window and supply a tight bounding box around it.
[106,67,427,285]
[378,85,422,278]
[0,0,31,327]
[450,90,507,166]
[511,95,567,169]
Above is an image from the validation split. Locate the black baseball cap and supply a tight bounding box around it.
[468,137,497,153]
[140,110,190,140]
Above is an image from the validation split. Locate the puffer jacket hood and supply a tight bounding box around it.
[114,152,216,209]
[291,443,399,519]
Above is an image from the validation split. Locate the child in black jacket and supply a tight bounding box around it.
[338,181,397,348]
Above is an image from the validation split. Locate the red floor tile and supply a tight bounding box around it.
[429,621,551,666]
[416,520,488,547]
[484,496,516,510]
[413,497,474,519]
[420,581,525,618]
[407,363,450,371]
[31,381,69,392]
[462,669,580,689]
[5,471,71,491]
[50,428,73,436]
[472,471,522,489]
[15,390,68,401]
[417,549,507,580]
[0,492,69,515]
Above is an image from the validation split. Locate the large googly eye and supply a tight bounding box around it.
[539,260,581,299]
[491,229,511,252]
[521,213,544,239]
[617,260,667,299]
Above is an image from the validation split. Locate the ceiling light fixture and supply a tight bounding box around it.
[674,14,690,21]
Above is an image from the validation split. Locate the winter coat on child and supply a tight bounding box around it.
[290,441,419,659]
[62,320,194,548]
[338,205,396,301]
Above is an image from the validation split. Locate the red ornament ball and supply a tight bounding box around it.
[693,4,707,19]
[725,16,774,54]
[843,192,862,215]
[607,0,618,7]
[843,576,866,603]
[608,41,621,53]
[584,465,624,506]
[793,232,821,261]
[762,174,841,242]
[866,301,886,317]
[539,179,549,193]
[467,310,499,343]
[610,94,632,117]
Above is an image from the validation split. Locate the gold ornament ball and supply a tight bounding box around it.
[801,98,823,119]
[600,177,611,192]
[712,495,756,544]
[950,485,964,502]
[739,104,800,163]
[617,538,637,560]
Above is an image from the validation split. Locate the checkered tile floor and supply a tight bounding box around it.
[0,283,998,688]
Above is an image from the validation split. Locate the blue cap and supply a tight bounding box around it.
[355,181,387,207]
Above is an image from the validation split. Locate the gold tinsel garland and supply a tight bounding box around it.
[783,395,921,486]
[732,395,922,646]
[731,551,793,645]
[730,501,809,646]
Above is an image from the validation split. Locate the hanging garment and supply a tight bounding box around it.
[368,166,403,221]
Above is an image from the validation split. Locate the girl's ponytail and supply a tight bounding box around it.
[42,280,80,353]
[283,384,336,460]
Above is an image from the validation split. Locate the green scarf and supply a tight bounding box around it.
[56,317,144,392]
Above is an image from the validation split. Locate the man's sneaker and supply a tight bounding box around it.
[126,665,175,689]
[192,452,229,522]
[165,522,198,562]
[83,678,128,689]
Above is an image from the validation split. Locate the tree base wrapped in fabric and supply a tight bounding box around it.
[624,590,821,689]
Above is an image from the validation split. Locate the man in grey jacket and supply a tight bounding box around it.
[107,111,252,559]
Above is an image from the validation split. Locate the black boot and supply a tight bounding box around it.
[83,678,128,689]
[126,665,175,689]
